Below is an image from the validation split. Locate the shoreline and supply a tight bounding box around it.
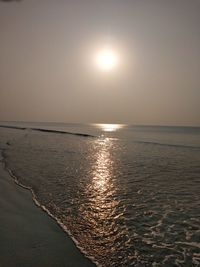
[0,150,96,267]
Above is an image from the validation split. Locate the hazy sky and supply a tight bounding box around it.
[0,0,200,126]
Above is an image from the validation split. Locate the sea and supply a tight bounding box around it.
[0,122,200,267]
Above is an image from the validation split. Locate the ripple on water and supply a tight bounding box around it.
[4,131,200,267]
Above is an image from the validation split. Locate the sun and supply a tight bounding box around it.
[95,49,118,71]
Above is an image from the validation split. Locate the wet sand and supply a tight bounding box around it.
[0,152,95,267]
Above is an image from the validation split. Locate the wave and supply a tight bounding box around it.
[1,150,99,267]
[0,125,26,130]
[31,128,95,137]
[135,140,200,149]
[0,124,95,138]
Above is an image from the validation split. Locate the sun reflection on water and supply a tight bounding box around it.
[79,136,130,265]
[92,138,113,194]
[94,123,126,132]
[86,137,118,221]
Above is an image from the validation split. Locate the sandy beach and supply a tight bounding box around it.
[0,151,95,267]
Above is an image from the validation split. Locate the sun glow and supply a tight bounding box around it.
[95,49,118,71]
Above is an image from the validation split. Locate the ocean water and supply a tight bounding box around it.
[0,123,200,266]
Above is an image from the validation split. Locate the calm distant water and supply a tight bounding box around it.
[1,122,200,266]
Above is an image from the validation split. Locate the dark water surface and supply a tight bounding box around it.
[0,123,200,266]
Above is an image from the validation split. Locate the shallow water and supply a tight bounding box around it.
[0,123,200,266]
